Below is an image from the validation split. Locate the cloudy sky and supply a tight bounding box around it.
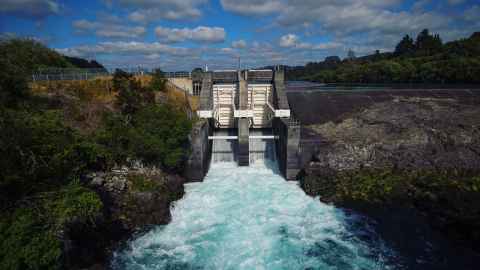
[1,0,479,70]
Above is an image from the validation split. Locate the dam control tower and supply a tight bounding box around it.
[185,67,301,181]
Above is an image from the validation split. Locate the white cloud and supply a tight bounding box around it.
[0,0,60,19]
[279,33,342,51]
[232,39,247,49]
[57,41,193,58]
[73,19,146,39]
[96,26,146,39]
[279,34,299,47]
[155,26,226,43]
[221,0,284,16]
[107,0,207,23]
[219,0,460,46]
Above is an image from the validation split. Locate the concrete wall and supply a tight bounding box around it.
[184,119,212,182]
[273,118,301,180]
[168,78,193,94]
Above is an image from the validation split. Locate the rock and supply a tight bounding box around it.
[63,164,188,270]
[113,178,126,192]
[305,97,480,173]
[91,176,104,186]
[104,175,126,192]
[86,172,96,179]
[300,96,480,256]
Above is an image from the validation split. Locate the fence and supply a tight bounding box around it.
[31,68,109,82]
[31,67,192,82]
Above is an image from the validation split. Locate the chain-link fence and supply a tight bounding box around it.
[31,67,192,82]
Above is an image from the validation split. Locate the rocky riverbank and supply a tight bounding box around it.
[299,96,480,264]
[63,161,186,269]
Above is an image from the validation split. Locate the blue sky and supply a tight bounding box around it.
[1,0,479,70]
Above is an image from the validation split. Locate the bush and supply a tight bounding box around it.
[96,104,192,171]
[149,68,167,92]
[0,53,29,107]
[113,69,154,115]
[0,109,107,204]
[131,104,192,169]
[0,183,102,270]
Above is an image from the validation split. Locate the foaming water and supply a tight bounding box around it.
[112,160,396,270]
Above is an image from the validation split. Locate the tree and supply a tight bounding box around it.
[394,34,415,56]
[0,57,29,106]
[324,56,341,64]
[114,69,143,115]
[415,29,443,56]
[149,68,166,92]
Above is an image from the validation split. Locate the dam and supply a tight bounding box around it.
[185,67,301,181]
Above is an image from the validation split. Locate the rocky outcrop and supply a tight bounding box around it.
[302,96,480,174]
[63,161,186,269]
[299,96,480,255]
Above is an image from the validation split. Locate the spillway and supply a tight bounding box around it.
[111,139,397,269]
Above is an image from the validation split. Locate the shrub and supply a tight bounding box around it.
[113,69,154,115]
[96,104,192,171]
[0,183,102,270]
[131,104,192,169]
[0,53,29,107]
[0,109,107,204]
[149,68,167,92]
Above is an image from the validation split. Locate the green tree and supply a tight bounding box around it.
[149,68,166,92]
[0,57,29,106]
[394,34,415,56]
[114,69,143,115]
[415,29,443,56]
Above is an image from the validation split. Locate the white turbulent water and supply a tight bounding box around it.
[112,142,395,269]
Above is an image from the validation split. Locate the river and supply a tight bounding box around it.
[111,140,398,269]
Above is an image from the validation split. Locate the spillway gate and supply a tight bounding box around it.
[185,67,302,181]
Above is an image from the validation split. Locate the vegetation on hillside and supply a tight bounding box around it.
[0,38,192,269]
[0,37,106,74]
[287,30,480,84]
[64,56,107,70]
[301,168,480,249]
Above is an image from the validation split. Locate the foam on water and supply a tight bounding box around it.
[112,159,396,270]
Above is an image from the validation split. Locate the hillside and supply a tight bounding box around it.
[287,30,480,84]
[0,39,193,270]
[0,38,106,74]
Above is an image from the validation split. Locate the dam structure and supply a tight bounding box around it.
[185,68,301,181]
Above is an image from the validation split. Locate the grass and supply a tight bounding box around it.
[30,77,116,103]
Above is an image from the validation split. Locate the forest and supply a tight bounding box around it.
[286,29,480,84]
